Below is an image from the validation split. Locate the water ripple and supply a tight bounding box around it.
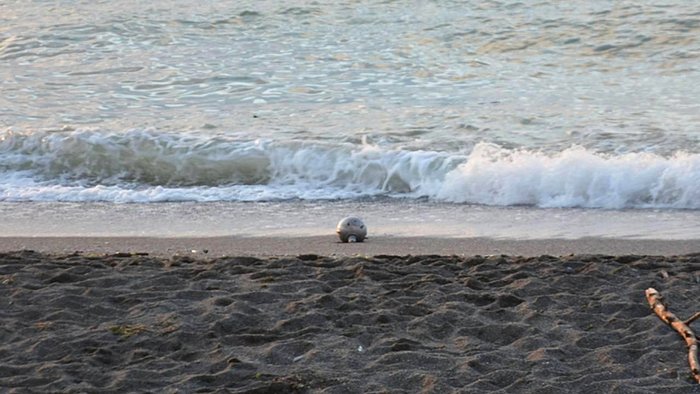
[0,0,698,155]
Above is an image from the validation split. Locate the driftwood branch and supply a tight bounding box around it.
[686,312,700,326]
[646,288,700,383]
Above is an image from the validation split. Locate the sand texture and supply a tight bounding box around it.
[2,251,700,393]
[2,236,699,257]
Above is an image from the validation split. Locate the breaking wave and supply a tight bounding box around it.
[1,129,698,209]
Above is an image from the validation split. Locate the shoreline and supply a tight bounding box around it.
[1,235,699,257]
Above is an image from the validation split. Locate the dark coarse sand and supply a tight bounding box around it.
[1,251,700,393]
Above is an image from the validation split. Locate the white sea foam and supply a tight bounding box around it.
[437,143,700,209]
[1,130,698,209]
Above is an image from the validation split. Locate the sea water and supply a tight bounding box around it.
[1,1,699,239]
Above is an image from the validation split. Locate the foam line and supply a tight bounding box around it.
[1,130,698,208]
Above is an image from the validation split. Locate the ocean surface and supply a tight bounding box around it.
[1,1,699,239]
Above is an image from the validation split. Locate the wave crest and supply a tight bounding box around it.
[438,143,700,209]
[1,130,698,209]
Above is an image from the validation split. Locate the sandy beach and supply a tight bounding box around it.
[1,236,699,258]
[2,242,700,393]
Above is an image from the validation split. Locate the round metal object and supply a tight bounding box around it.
[336,217,367,243]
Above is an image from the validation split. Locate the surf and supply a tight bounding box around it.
[1,129,698,209]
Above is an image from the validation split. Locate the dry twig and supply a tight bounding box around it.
[686,312,700,326]
[646,288,700,383]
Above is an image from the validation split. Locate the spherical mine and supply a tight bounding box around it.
[336,217,367,243]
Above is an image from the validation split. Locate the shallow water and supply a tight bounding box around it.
[2,2,698,135]
[3,1,698,149]
[1,1,699,236]
[2,201,699,240]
